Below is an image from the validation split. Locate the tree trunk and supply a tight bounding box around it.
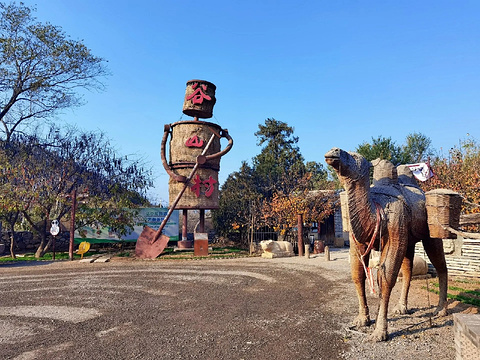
[6,215,18,259]
[9,232,16,259]
[35,232,51,259]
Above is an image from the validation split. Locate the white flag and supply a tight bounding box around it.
[406,163,433,182]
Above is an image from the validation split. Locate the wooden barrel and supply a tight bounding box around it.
[168,120,222,209]
[169,120,222,170]
[182,80,216,119]
[168,167,219,209]
[425,189,462,239]
[314,240,324,254]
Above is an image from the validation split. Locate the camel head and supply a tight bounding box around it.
[324,147,371,183]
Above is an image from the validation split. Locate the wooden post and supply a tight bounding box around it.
[52,235,56,260]
[249,206,255,255]
[304,244,310,259]
[297,214,304,256]
[325,246,330,261]
[182,209,188,241]
[69,189,77,261]
[199,209,205,233]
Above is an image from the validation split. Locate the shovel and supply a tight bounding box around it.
[135,132,217,259]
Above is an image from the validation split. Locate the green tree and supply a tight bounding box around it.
[214,118,335,245]
[213,162,261,245]
[305,161,330,189]
[356,133,432,165]
[0,2,108,141]
[401,132,433,163]
[356,136,402,164]
[253,118,305,197]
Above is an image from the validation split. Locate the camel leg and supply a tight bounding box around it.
[422,238,448,316]
[369,230,407,342]
[349,242,371,327]
[393,245,415,315]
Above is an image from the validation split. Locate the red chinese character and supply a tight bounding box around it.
[190,174,202,197]
[186,82,212,105]
[190,175,217,198]
[185,135,204,148]
[203,176,217,197]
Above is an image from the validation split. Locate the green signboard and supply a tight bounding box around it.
[74,207,179,244]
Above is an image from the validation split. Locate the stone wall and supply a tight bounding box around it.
[0,231,71,255]
[415,238,480,278]
[334,206,344,239]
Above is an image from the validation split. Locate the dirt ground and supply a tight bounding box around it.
[0,248,477,359]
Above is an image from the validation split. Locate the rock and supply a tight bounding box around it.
[370,251,428,276]
[260,240,294,258]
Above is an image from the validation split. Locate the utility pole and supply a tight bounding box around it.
[69,189,77,261]
[297,214,304,256]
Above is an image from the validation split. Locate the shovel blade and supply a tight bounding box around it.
[135,226,170,259]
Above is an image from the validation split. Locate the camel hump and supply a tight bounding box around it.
[372,158,397,186]
[397,165,419,186]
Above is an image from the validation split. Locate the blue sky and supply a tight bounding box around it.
[18,1,480,204]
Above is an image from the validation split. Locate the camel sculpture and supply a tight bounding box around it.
[325,148,448,341]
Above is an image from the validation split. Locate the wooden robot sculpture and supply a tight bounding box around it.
[136,80,233,259]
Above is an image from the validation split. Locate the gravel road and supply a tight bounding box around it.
[0,249,474,359]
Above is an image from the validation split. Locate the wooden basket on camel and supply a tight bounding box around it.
[425,189,462,239]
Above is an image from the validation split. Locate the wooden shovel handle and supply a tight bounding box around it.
[203,128,233,162]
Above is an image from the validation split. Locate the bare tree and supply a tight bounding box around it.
[0,2,108,141]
